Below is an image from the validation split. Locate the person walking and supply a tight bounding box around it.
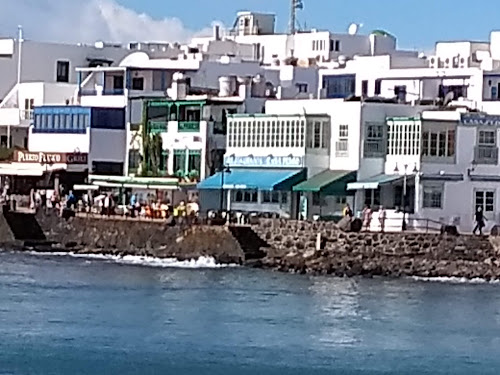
[473,207,487,235]
[362,205,373,231]
[379,206,387,233]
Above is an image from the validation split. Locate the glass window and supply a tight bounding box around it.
[479,130,496,145]
[423,185,443,209]
[364,189,381,207]
[281,192,288,205]
[339,124,349,138]
[56,61,70,83]
[262,191,271,203]
[235,191,243,202]
[475,190,495,213]
[314,121,322,148]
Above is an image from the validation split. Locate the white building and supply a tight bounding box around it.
[415,110,500,233]
[198,112,330,218]
[0,38,129,149]
[218,12,403,67]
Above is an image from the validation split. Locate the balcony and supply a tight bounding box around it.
[148,121,168,134]
[0,108,33,126]
[178,121,200,132]
[474,145,499,165]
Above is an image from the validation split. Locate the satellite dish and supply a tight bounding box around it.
[348,23,359,35]
[443,91,455,106]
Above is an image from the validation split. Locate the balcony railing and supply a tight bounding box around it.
[148,121,168,134]
[364,139,385,157]
[103,88,125,96]
[474,145,499,165]
[178,121,200,132]
[79,89,98,96]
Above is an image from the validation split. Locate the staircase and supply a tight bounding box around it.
[229,226,269,261]
[3,212,46,241]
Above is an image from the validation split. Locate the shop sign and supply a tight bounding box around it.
[224,155,304,168]
[15,151,88,164]
[461,113,500,126]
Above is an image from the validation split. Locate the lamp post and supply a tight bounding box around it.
[394,163,419,232]
[219,165,231,212]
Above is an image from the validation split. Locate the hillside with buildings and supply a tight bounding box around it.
[1,5,500,234]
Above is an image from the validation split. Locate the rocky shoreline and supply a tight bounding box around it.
[252,219,500,281]
[4,213,500,280]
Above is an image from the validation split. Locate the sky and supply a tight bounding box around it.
[1,0,500,51]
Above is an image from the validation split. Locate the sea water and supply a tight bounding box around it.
[1,251,500,375]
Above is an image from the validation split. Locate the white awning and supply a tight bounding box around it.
[347,174,403,191]
[73,184,99,191]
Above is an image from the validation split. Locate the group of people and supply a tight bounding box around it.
[342,203,387,232]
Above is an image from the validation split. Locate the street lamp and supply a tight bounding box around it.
[394,163,419,231]
[219,165,231,212]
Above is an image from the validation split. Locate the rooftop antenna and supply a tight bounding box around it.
[289,0,304,34]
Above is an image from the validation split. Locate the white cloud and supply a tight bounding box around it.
[0,0,213,44]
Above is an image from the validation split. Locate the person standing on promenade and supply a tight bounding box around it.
[362,205,372,231]
[343,203,353,219]
[473,207,486,236]
[379,206,386,233]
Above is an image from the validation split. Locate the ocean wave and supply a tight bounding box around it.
[26,251,238,269]
[412,276,500,285]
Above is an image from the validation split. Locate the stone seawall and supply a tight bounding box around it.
[29,212,245,264]
[253,219,500,280]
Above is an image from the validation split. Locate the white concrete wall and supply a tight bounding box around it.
[28,129,90,153]
[0,39,128,99]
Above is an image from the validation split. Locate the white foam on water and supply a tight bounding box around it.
[412,276,500,285]
[26,251,238,269]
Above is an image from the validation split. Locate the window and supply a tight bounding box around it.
[478,130,496,146]
[314,121,321,148]
[296,83,308,93]
[173,150,186,176]
[375,79,382,95]
[312,192,321,206]
[329,40,334,52]
[56,61,70,83]
[361,80,368,97]
[423,184,443,209]
[335,40,340,52]
[113,75,124,90]
[387,118,421,156]
[281,192,288,205]
[476,130,498,164]
[132,77,144,90]
[322,75,356,99]
[187,150,201,177]
[491,86,498,100]
[364,189,380,207]
[235,191,243,202]
[364,122,385,157]
[128,149,141,172]
[421,129,455,159]
[336,124,349,157]
[394,85,407,102]
[242,190,258,203]
[92,161,124,176]
[475,190,495,213]
[262,191,280,204]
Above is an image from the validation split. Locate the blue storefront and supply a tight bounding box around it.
[197,155,307,218]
